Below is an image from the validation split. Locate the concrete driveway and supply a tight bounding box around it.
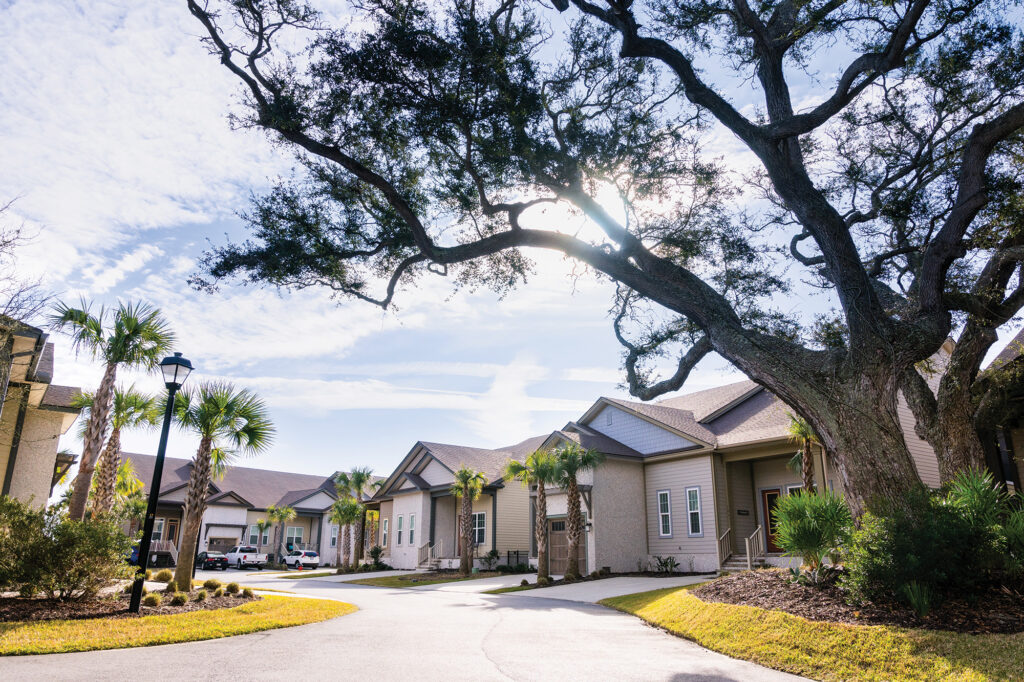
[4,570,805,681]
[501,575,714,603]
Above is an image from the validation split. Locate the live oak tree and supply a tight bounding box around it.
[185,0,1024,514]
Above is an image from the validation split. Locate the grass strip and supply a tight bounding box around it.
[483,584,535,594]
[346,572,502,588]
[600,586,1024,682]
[276,571,337,580]
[0,596,355,656]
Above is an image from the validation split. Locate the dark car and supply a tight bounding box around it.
[197,551,229,571]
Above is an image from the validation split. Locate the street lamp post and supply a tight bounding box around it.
[128,352,193,614]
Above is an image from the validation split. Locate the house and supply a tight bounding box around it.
[0,318,81,507]
[985,327,1023,490]
[367,436,545,569]
[125,453,377,567]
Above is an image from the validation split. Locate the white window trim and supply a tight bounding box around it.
[409,513,416,546]
[152,518,165,542]
[248,525,270,546]
[382,518,389,547]
[656,490,672,538]
[396,515,404,546]
[685,486,703,537]
[472,511,486,545]
[286,526,304,542]
[330,524,338,548]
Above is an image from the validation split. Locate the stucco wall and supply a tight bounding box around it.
[589,405,696,454]
[644,455,718,572]
[592,458,646,574]
[377,500,393,557]
[390,490,430,568]
[6,407,64,507]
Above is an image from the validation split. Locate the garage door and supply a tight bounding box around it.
[208,537,236,553]
[548,519,586,575]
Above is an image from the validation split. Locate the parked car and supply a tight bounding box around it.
[197,551,229,571]
[224,545,267,570]
[283,550,320,569]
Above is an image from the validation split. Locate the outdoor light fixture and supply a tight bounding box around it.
[129,352,194,614]
[160,351,193,389]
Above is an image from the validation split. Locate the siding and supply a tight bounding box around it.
[592,458,646,573]
[590,405,696,454]
[713,454,728,549]
[378,500,393,557]
[419,458,452,486]
[644,455,718,572]
[433,495,457,557]
[896,346,949,488]
[495,483,531,554]
[727,461,756,553]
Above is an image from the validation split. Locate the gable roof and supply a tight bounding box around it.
[125,453,338,510]
[655,380,760,422]
[601,397,717,446]
[989,327,1024,370]
[419,434,548,482]
[547,425,643,459]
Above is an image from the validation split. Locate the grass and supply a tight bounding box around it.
[347,571,502,588]
[276,571,337,580]
[483,583,535,594]
[238,586,297,594]
[0,596,356,656]
[600,586,1024,681]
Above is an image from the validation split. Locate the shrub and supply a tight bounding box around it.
[214,587,225,598]
[774,490,852,570]
[203,578,222,590]
[495,564,512,573]
[514,563,531,573]
[170,592,188,606]
[902,581,933,618]
[154,569,174,583]
[520,579,529,586]
[241,587,255,598]
[653,556,680,574]
[537,576,550,586]
[195,589,208,602]
[141,592,161,607]
[481,549,500,570]
[226,582,240,594]
[163,582,177,594]
[1005,507,1024,580]
[145,569,153,580]
[368,545,384,563]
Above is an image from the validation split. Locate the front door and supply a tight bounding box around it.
[547,519,586,575]
[761,489,782,553]
[166,519,179,547]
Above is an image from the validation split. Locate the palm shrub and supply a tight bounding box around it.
[1005,506,1024,581]
[504,451,559,581]
[554,442,604,579]
[943,469,1009,576]
[773,490,852,571]
[154,569,174,583]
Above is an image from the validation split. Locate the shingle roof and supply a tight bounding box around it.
[655,380,760,422]
[33,342,54,382]
[553,427,643,459]
[41,384,82,410]
[989,327,1024,370]
[703,388,793,446]
[125,453,338,510]
[603,397,717,445]
[419,436,544,482]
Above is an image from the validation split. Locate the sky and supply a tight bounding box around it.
[1,1,1019,484]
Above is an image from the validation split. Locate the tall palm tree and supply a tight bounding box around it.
[787,414,819,492]
[450,466,487,576]
[255,518,272,557]
[74,385,160,515]
[268,504,296,564]
[504,451,559,582]
[330,497,362,570]
[554,442,605,580]
[49,300,175,520]
[171,382,274,591]
[335,467,375,566]
[112,459,147,533]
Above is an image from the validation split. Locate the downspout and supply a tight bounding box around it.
[491,491,497,552]
[429,496,436,545]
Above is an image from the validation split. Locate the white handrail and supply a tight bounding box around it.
[744,525,765,571]
[717,528,732,563]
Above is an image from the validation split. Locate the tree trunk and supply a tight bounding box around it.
[277,523,286,563]
[173,436,214,592]
[565,476,582,579]
[91,428,122,515]
[335,522,343,568]
[343,524,352,568]
[68,363,117,521]
[801,440,815,493]
[459,492,473,575]
[536,481,549,581]
[353,511,365,566]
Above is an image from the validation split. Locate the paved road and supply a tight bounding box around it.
[4,570,804,681]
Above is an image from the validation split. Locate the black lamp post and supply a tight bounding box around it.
[128,352,193,614]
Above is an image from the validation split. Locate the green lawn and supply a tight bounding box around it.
[483,583,535,594]
[276,571,337,580]
[600,586,1024,681]
[0,596,355,656]
[347,571,502,588]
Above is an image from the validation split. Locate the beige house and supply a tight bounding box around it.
[0,319,81,507]
[368,437,543,570]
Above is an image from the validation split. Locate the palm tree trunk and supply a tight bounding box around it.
[460,492,473,576]
[68,363,117,521]
[173,436,214,592]
[277,523,286,563]
[354,512,365,566]
[566,476,582,579]
[536,481,549,581]
[343,524,352,568]
[91,428,122,515]
[802,440,815,492]
[335,522,343,568]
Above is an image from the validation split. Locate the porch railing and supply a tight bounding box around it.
[429,540,443,563]
[744,525,765,571]
[418,541,431,567]
[717,528,732,563]
[150,540,178,566]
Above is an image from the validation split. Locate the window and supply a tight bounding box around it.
[248,525,269,546]
[397,515,403,546]
[286,526,304,547]
[152,518,165,542]
[472,512,486,545]
[330,525,338,548]
[656,491,672,537]
[381,518,389,547]
[685,487,702,536]
[409,514,416,546]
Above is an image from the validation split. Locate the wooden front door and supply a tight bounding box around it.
[761,489,782,553]
[166,519,180,547]
[547,519,586,575]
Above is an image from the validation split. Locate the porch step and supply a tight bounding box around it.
[720,556,767,573]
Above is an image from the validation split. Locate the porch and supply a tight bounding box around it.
[418,488,500,569]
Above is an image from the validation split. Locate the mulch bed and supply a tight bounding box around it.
[0,590,260,622]
[692,568,1024,634]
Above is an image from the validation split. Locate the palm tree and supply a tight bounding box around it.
[554,443,605,580]
[255,518,272,557]
[335,467,375,566]
[330,497,362,570]
[504,451,559,582]
[450,466,487,576]
[49,300,175,520]
[268,504,296,564]
[171,382,274,591]
[74,385,160,515]
[112,459,147,533]
[787,414,819,492]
